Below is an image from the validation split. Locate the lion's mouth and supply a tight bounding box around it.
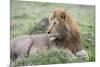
[48,33,59,41]
[49,36,56,41]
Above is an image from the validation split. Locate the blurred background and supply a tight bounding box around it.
[10,0,95,66]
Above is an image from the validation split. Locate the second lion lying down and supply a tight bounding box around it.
[11,8,88,60]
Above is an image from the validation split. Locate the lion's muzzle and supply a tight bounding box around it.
[47,33,59,41]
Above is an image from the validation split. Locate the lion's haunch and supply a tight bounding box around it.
[10,34,52,60]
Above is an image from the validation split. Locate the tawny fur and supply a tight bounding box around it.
[10,34,52,60]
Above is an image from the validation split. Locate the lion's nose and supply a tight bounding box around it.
[47,31,50,34]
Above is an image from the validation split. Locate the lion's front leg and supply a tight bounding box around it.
[75,50,89,60]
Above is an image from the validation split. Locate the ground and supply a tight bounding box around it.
[10,0,95,66]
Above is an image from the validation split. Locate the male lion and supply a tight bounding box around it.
[11,8,88,60]
[47,8,88,59]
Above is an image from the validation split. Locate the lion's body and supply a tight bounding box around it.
[11,34,52,60]
[29,34,50,54]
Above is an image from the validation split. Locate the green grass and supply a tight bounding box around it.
[10,0,95,66]
[11,48,89,67]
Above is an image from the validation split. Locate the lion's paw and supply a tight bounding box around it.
[75,50,89,60]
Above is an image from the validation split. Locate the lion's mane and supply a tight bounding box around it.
[48,8,82,54]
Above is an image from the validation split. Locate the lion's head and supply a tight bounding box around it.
[47,8,82,53]
[47,8,72,41]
